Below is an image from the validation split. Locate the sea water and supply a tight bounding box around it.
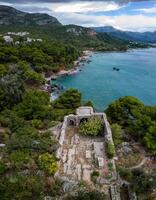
[54,48,156,110]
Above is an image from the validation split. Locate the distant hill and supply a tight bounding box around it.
[0,5,149,50]
[0,5,61,26]
[93,26,156,43]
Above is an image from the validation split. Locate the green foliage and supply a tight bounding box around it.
[31,119,43,129]
[130,169,156,195]
[144,122,156,155]
[0,38,80,75]
[9,150,31,170]
[106,96,144,126]
[39,153,58,175]
[0,109,25,132]
[83,101,94,108]
[91,171,100,183]
[118,167,133,182]
[0,162,7,175]
[15,90,51,120]
[52,89,81,121]
[53,89,81,110]
[24,69,44,84]
[111,123,123,147]
[0,175,44,200]
[0,72,25,110]
[8,126,54,153]
[118,168,156,195]
[0,64,7,76]
[65,190,107,200]
[79,117,103,136]
[106,96,156,155]
[106,142,115,159]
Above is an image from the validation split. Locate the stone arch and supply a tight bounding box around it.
[68,119,76,126]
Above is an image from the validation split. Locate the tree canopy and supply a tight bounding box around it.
[106,96,156,155]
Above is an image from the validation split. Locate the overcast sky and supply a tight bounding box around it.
[0,0,156,32]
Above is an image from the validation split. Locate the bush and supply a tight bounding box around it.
[0,162,7,175]
[106,142,115,158]
[118,167,133,181]
[15,90,51,120]
[10,150,31,170]
[0,175,44,200]
[79,118,103,136]
[91,171,100,183]
[53,89,81,110]
[31,119,43,129]
[111,123,123,147]
[39,153,58,175]
[65,190,107,200]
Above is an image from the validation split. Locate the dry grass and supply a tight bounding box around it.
[117,152,143,168]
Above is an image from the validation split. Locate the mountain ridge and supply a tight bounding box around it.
[0,5,149,50]
[92,26,156,43]
[0,5,61,26]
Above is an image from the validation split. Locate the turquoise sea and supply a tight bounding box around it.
[54,48,156,110]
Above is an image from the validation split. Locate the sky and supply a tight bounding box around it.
[0,0,156,32]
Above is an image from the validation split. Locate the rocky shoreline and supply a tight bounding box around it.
[51,50,93,78]
[43,50,93,101]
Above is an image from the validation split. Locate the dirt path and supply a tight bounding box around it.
[128,157,147,169]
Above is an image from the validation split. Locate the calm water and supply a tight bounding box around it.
[54,48,156,110]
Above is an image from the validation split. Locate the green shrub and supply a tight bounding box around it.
[106,142,115,158]
[118,167,133,181]
[111,123,123,147]
[108,162,113,171]
[39,153,58,175]
[31,119,43,129]
[79,118,103,136]
[91,171,100,183]
[65,189,107,200]
[10,150,31,170]
[0,162,7,174]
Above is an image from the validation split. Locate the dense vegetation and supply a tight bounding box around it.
[0,5,149,53]
[0,36,80,77]
[106,96,156,155]
[0,60,83,200]
[106,96,156,198]
[0,89,83,200]
[0,6,155,199]
[65,190,107,200]
[119,168,156,197]
[79,118,103,136]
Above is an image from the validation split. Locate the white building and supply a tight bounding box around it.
[3,36,13,43]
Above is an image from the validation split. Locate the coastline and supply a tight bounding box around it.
[44,50,93,101]
[43,47,156,102]
[53,50,93,78]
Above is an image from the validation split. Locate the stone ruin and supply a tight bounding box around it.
[55,107,118,194]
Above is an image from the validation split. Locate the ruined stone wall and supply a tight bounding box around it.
[56,110,116,161]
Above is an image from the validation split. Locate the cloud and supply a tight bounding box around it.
[0,0,150,3]
[0,1,12,5]
[0,0,156,32]
[136,6,156,14]
[50,1,122,13]
[52,12,156,32]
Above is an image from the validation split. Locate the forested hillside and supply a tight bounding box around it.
[0,5,148,51]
